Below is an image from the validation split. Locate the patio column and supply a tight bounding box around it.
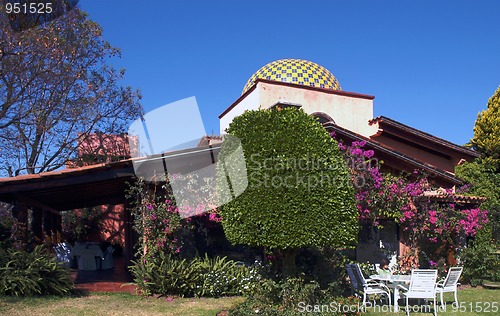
[43,210,53,239]
[31,208,44,243]
[123,201,134,267]
[11,199,29,249]
[51,212,62,240]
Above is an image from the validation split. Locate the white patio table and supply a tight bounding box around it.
[71,243,103,271]
[370,274,411,312]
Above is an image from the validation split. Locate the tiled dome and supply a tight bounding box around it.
[242,59,341,94]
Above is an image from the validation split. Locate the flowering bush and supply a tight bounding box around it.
[332,135,490,269]
[142,198,185,255]
[126,178,251,297]
[126,178,193,260]
[338,139,408,225]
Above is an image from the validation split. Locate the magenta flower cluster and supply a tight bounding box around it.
[334,137,489,243]
[459,208,488,236]
[142,198,184,255]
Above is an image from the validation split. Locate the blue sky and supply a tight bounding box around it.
[79,0,500,146]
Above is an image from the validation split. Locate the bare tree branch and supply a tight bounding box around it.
[0,7,142,175]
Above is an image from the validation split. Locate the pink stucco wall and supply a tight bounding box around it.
[77,133,138,161]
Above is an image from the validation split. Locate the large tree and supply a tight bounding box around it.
[218,108,358,276]
[0,6,142,176]
[469,86,500,163]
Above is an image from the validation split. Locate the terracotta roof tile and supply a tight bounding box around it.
[0,160,132,184]
[422,191,487,203]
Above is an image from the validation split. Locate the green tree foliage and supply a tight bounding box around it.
[458,86,500,241]
[0,7,142,176]
[218,108,358,276]
[470,86,500,163]
[456,159,500,241]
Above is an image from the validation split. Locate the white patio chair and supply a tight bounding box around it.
[398,269,438,316]
[436,267,462,310]
[346,264,391,306]
[53,243,72,268]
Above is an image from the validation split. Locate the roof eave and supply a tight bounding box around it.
[370,116,480,158]
[325,122,464,185]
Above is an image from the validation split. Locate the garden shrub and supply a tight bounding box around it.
[229,289,361,316]
[0,245,74,296]
[243,277,281,304]
[193,255,251,297]
[130,252,200,297]
[461,239,500,286]
[228,275,361,315]
[130,253,254,297]
[296,247,351,296]
[238,260,266,296]
[281,277,322,309]
[219,108,359,277]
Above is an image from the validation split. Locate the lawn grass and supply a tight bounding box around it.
[0,287,497,315]
[0,292,244,316]
[365,287,499,316]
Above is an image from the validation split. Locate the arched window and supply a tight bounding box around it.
[311,112,335,125]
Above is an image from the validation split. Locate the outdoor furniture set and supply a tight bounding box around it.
[346,263,463,315]
[54,242,115,271]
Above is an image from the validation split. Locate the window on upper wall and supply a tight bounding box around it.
[311,112,335,125]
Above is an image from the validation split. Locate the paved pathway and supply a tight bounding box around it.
[71,256,137,293]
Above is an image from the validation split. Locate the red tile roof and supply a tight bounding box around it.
[422,191,487,203]
[0,160,132,184]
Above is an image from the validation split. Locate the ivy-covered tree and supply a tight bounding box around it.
[218,108,358,277]
[0,6,142,176]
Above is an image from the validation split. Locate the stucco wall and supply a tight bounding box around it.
[220,82,378,136]
[258,82,377,137]
[219,89,260,134]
